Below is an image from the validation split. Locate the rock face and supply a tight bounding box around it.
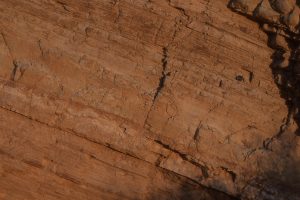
[0,0,299,199]
[229,0,300,135]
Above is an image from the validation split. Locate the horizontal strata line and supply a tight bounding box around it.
[0,0,267,56]
[0,78,144,129]
[0,105,146,163]
[0,105,237,199]
[0,154,134,199]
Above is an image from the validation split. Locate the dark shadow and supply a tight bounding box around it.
[227,0,300,136]
[266,31,300,136]
[147,174,238,200]
[225,2,300,199]
[146,2,300,199]
[240,128,300,199]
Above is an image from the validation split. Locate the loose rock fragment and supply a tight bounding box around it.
[282,6,300,31]
[230,0,300,139]
[254,0,280,23]
[269,34,289,51]
[270,0,295,15]
[229,0,262,14]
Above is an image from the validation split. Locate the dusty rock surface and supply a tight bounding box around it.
[0,0,299,199]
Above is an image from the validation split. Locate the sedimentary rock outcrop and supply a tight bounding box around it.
[0,0,299,199]
[229,0,300,135]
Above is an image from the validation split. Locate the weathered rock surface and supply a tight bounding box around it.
[229,0,300,135]
[0,0,299,199]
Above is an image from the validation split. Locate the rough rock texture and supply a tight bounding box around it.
[229,0,300,135]
[0,0,300,199]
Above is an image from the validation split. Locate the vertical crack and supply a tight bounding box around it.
[153,47,170,101]
[144,47,171,128]
[193,126,201,142]
[38,39,44,57]
[10,60,19,81]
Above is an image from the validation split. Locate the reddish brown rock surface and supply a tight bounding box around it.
[0,0,299,199]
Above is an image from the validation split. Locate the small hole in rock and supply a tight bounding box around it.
[236,75,244,82]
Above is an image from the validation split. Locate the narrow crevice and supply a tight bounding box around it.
[153,139,209,179]
[143,47,171,128]
[38,39,44,57]
[153,47,170,102]
[249,71,254,82]
[193,126,201,141]
[221,167,237,182]
[10,60,18,81]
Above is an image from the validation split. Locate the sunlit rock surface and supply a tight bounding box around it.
[0,0,299,199]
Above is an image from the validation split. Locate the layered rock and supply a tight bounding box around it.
[0,0,299,199]
[229,0,300,134]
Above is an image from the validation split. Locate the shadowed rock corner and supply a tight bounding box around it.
[229,0,300,135]
[240,126,300,200]
[229,0,300,199]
